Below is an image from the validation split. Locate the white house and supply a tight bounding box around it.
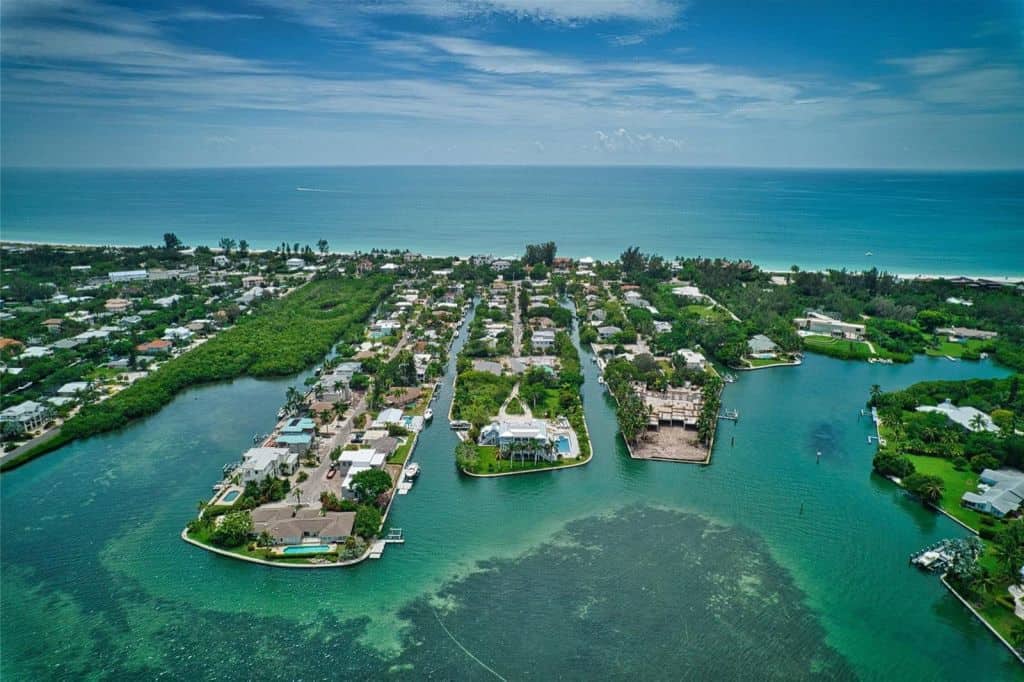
[57,381,91,396]
[532,329,556,351]
[108,270,148,283]
[0,400,50,433]
[213,255,230,267]
[675,348,707,371]
[672,285,703,300]
[286,257,305,270]
[162,326,194,343]
[153,294,182,308]
[478,418,570,461]
[239,447,297,483]
[962,469,1024,517]
[793,312,866,340]
[597,326,621,341]
[916,399,998,433]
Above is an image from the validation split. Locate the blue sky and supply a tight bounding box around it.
[2,0,1022,168]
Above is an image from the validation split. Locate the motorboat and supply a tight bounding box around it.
[424,408,434,421]
[404,462,421,479]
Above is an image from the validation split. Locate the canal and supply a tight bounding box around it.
[1,304,1019,679]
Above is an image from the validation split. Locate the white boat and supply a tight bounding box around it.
[865,251,873,257]
[597,376,606,385]
[404,462,421,479]
[424,408,434,421]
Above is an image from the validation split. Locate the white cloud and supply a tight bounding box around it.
[886,49,981,77]
[595,128,684,153]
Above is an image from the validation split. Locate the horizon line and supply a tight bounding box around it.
[4,162,1024,173]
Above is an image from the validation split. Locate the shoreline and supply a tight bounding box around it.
[3,239,1021,281]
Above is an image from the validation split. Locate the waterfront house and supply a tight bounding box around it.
[675,348,707,371]
[274,433,312,454]
[747,334,779,359]
[0,400,51,433]
[491,259,511,271]
[597,326,622,341]
[962,469,1024,517]
[251,507,356,545]
[793,312,866,340]
[478,417,566,461]
[286,257,305,270]
[240,446,297,483]
[916,400,998,433]
[935,326,998,342]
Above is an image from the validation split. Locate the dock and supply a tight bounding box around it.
[368,529,405,559]
[718,408,739,421]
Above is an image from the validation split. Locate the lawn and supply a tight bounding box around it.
[684,304,727,321]
[802,334,874,360]
[464,445,584,475]
[906,454,987,531]
[924,338,989,359]
[387,435,415,465]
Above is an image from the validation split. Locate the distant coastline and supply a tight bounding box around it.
[3,240,1021,281]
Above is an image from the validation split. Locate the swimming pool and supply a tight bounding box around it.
[281,545,331,555]
[556,436,571,454]
[221,490,240,503]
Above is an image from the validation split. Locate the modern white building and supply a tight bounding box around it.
[286,257,305,270]
[477,417,576,461]
[239,447,297,483]
[0,400,51,433]
[793,312,866,340]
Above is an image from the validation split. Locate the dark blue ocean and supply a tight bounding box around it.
[2,166,1021,275]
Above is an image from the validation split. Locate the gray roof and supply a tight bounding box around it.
[747,334,778,353]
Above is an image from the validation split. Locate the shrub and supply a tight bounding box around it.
[354,504,382,538]
[297,471,309,483]
[970,454,1000,473]
[952,456,969,471]
[873,451,915,478]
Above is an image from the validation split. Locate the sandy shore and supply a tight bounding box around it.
[3,239,1022,281]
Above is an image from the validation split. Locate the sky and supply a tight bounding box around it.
[2,0,1023,168]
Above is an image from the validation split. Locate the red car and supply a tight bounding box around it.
[326,467,337,479]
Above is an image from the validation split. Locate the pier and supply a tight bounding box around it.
[718,409,739,422]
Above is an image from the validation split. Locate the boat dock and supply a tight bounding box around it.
[369,529,406,559]
[718,408,739,421]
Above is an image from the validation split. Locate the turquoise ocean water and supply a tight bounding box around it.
[2,166,1022,275]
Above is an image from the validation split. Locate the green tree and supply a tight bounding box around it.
[350,468,392,503]
[163,232,183,250]
[238,239,249,256]
[354,504,382,538]
[317,239,329,255]
[218,237,236,255]
[211,510,252,547]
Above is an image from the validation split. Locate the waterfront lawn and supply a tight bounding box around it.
[464,445,583,475]
[802,335,874,360]
[924,338,989,359]
[388,436,415,465]
[905,454,986,531]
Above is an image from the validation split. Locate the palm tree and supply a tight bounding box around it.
[869,384,882,403]
[317,239,329,255]
[292,488,303,508]
[969,414,987,432]
[919,479,944,505]
[1011,624,1024,654]
[218,237,236,255]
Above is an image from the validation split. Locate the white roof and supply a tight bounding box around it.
[1,400,47,418]
[57,382,90,394]
[242,446,291,470]
[917,400,998,433]
[340,448,386,468]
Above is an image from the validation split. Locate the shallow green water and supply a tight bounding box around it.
[1,315,1019,679]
